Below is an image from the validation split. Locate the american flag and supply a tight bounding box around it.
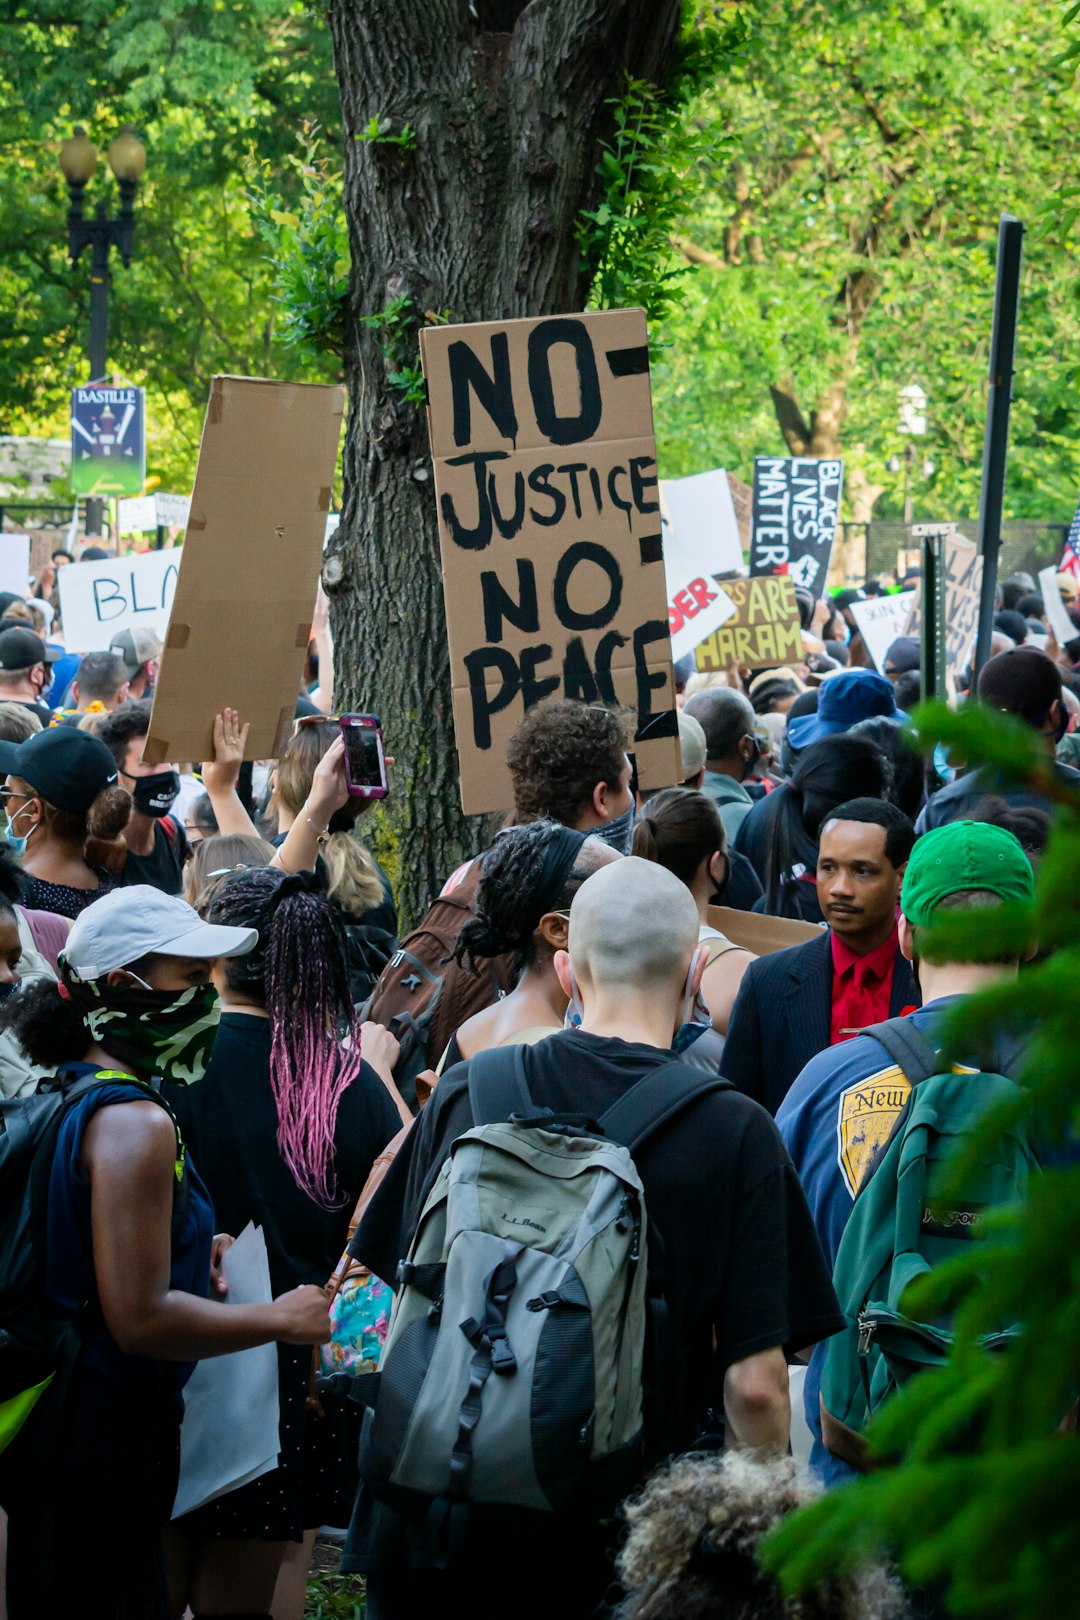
[1061,498,1080,581]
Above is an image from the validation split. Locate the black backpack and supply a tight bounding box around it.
[0,1068,186,1465]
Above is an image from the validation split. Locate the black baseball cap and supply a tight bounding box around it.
[0,728,120,816]
[0,625,59,670]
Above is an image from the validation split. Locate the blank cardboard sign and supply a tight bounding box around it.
[421,308,680,815]
[145,377,344,766]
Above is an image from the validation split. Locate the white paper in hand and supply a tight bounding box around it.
[1038,565,1075,649]
[172,1222,280,1518]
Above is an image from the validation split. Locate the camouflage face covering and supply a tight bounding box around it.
[61,968,222,1085]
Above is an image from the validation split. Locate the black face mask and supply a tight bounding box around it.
[129,769,180,819]
[708,851,730,907]
[739,734,761,782]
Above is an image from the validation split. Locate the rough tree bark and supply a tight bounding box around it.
[325,0,681,926]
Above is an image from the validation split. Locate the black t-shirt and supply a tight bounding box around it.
[170,1012,401,1293]
[121,817,189,896]
[356,1028,842,1452]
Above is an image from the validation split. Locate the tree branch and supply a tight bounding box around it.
[673,235,724,268]
[769,382,812,455]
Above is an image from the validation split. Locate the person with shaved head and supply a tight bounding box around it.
[350,857,842,1620]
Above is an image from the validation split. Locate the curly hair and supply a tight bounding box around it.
[207,865,365,1208]
[505,699,632,826]
[95,697,152,773]
[455,820,610,975]
[616,1452,906,1620]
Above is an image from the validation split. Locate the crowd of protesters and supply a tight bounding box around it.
[0,545,1073,1619]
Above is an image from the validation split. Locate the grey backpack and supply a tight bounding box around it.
[361,1045,724,1537]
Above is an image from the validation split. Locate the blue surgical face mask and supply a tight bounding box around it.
[932,742,955,785]
[5,800,37,860]
[596,801,635,856]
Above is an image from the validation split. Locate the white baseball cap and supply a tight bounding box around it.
[63,884,258,980]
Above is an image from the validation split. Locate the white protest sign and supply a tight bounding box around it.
[0,535,31,598]
[1038,565,1074,647]
[660,469,745,578]
[324,511,340,548]
[849,590,917,674]
[662,524,737,660]
[58,548,180,652]
[118,495,159,533]
[155,492,191,530]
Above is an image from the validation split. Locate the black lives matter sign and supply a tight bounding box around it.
[421,309,679,815]
[750,457,844,595]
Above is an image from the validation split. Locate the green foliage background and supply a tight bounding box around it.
[1,0,1077,524]
[0,0,340,490]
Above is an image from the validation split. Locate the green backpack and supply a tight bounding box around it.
[820,1018,1039,1471]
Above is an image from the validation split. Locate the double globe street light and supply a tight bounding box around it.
[58,124,148,534]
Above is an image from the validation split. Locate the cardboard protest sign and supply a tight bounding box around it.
[750,457,844,596]
[660,469,744,578]
[849,590,917,675]
[707,906,823,956]
[1038,564,1075,647]
[0,535,30,598]
[145,377,343,766]
[662,528,736,661]
[58,549,180,653]
[421,308,680,815]
[694,575,803,671]
[28,532,57,584]
[904,531,983,678]
[70,385,145,498]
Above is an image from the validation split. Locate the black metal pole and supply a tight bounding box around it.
[973,214,1024,680]
[85,205,111,538]
[915,527,950,702]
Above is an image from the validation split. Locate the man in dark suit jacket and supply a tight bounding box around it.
[722,798,920,1114]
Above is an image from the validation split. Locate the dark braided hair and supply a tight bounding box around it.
[456,820,603,977]
[208,866,363,1209]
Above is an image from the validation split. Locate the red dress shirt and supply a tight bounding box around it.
[829,926,899,1045]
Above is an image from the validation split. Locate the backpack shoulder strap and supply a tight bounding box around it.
[600,1060,731,1156]
[467,1044,535,1127]
[859,1017,940,1086]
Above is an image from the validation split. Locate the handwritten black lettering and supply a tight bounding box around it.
[481,559,540,643]
[527,318,602,446]
[449,332,517,448]
[552,541,623,631]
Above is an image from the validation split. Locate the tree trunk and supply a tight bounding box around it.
[325,0,680,925]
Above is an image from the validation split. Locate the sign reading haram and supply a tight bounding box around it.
[70,385,146,498]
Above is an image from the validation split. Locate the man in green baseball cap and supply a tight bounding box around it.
[776,817,1037,1484]
[900,819,1036,931]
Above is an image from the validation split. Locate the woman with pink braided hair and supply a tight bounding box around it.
[166,865,405,1620]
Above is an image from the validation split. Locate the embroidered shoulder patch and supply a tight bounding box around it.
[836,1064,911,1198]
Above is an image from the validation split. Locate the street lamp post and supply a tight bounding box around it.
[58,125,147,537]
